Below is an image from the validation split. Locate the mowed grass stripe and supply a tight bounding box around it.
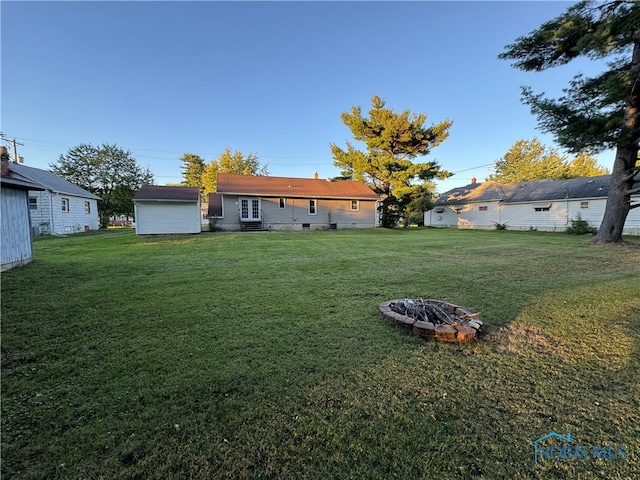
[1,228,638,479]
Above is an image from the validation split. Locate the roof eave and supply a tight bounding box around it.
[216,191,378,200]
[133,198,199,202]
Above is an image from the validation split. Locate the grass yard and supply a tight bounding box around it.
[1,228,639,479]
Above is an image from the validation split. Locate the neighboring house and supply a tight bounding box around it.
[200,203,209,228]
[1,161,45,271]
[110,215,134,227]
[133,185,201,235]
[8,162,101,235]
[209,173,380,231]
[425,175,640,235]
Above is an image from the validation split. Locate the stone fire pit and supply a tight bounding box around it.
[379,298,482,343]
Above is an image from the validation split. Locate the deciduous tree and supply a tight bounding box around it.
[202,147,268,194]
[330,95,452,228]
[499,0,640,243]
[488,138,608,183]
[50,143,153,226]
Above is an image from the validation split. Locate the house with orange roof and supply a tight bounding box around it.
[209,173,380,231]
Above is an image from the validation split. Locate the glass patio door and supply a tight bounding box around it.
[240,198,261,221]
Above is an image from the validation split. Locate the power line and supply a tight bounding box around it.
[0,132,24,164]
[11,134,496,176]
[451,163,493,174]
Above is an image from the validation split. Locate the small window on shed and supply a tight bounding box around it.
[308,199,317,215]
[61,198,70,213]
[84,201,91,214]
[434,207,445,213]
[479,206,488,211]
[350,200,359,211]
[580,201,589,209]
[279,198,286,209]
[29,197,38,210]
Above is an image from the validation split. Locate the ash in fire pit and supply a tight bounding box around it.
[379,298,482,343]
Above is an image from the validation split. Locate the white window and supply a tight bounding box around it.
[308,199,317,215]
[279,198,286,209]
[580,201,589,209]
[84,201,91,214]
[534,203,551,212]
[29,197,38,210]
[350,200,359,211]
[61,198,70,213]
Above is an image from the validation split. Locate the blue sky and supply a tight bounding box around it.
[1,1,612,193]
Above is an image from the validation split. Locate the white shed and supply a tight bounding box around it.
[133,185,201,235]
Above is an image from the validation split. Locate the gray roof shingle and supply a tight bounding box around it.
[134,185,200,201]
[435,174,638,206]
[8,163,101,200]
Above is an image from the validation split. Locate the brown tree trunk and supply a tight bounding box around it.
[591,40,640,244]
[591,145,635,243]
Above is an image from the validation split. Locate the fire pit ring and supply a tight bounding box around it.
[379,298,482,343]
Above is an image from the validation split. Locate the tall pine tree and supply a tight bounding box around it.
[179,153,205,191]
[330,95,452,228]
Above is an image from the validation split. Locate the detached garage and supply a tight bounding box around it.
[133,185,201,236]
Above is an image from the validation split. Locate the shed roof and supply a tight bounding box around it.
[434,174,638,206]
[8,163,101,199]
[134,185,200,201]
[216,173,379,200]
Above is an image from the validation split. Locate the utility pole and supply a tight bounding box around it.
[0,132,24,163]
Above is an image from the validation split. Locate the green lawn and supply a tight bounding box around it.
[2,228,638,479]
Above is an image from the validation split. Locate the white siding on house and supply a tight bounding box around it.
[28,191,51,233]
[625,199,640,235]
[426,197,640,234]
[1,187,34,271]
[428,176,640,235]
[500,202,569,231]
[134,202,201,235]
[425,201,503,229]
[28,191,99,235]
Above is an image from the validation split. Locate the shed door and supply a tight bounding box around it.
[240,198,261,221]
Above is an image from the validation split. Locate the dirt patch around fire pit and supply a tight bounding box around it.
[483,324,567,355]
[379,298,482,343]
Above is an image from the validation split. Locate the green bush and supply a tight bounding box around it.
[208,216,222,232]
[566,213,597,235]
